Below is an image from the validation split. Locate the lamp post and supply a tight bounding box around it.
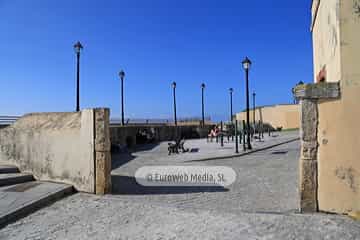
[172,81,177,126]
[119,70,125,125]
[242,57,252,150]
[230,87,234,141]
[252,91,256,130]
[74,41,83,112]
[229,88,234,123]
[201,83,206,127]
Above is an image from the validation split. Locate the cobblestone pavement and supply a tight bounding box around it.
[0,140,359,239]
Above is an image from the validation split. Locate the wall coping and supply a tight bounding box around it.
[294,82,340,100]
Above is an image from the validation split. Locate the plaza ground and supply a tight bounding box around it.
[0,133,359,239]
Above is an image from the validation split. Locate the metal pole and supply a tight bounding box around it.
[242,120,246,151]
[230,91,233,123]
[235,120,239,153]
[76,52,80,112]
[245,69,252,150]
[253,93,256,127]
[239,126,242,144]
[202,88,205,127]
[121,76,124,125]
[258,120,261,140]
[173,87,177,126]
[253,92,256,136]
[221,121,224,147]
[230,90,234,141]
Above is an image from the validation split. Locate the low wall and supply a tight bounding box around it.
[110,125,212,147]
[0,108,111,194]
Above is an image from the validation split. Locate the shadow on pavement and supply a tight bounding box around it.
[111,153,136,170]
[111,143,160,170]
[111,175,229,195]
[132,143,160,152]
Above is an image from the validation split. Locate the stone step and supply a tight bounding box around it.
[0,173,34,187]
[0,181,73,228]
[0,165,19,174]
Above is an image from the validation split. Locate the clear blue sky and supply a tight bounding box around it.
[0,0,313,121]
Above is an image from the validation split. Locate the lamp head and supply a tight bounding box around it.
[74,41,83,54]
[119,70,125,79]
[242,57,252,70]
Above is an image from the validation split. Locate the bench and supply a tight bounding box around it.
[168,138,188,155]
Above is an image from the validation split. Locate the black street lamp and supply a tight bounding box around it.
[242,57,252,150]
[230,87,234,141]
[252,91,256,129]
[201,83,206,127]
[74,41,83,112]
[172,81,177,126]
[119,70,125,125]
[229,88,234,123]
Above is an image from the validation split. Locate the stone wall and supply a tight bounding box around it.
[309,0,360,215]
[94,109,112,195]
[295,82,340,212]
[110,125,212,147]
[0,108,111,194]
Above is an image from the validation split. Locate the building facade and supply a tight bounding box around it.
[295,0,360,215]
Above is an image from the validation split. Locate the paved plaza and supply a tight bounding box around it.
[112,131,299,178]
[0,134,359,240]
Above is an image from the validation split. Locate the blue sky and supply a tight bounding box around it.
[0,0,313,121]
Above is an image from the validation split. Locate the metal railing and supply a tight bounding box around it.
[110,117,211,125]
[0,116,20,126]
[0,115,212,126]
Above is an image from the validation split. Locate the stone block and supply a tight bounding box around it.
[301,99,318,142]
[95,151,112,195]
[301,141,318,160]
[94,108,111,195]
[299,160,318,212]
[294,82,340,99]
[94,108,111,152]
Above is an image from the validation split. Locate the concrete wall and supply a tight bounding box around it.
[235,104,300,130]
[312,0,360,214]
[0,109,111,194]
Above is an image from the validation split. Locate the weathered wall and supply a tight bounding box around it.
[235,104,300,130]
[312,0,360,214]
[0,109,111,194]
[94,109,112,195]
[311,0,341,83]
